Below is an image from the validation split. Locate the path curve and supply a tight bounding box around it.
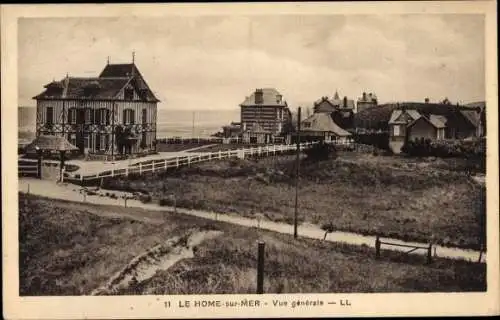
[18,178,486,263]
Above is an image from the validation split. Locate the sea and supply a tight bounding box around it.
[17,107,240,141]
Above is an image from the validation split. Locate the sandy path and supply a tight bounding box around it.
[19,178,486,263]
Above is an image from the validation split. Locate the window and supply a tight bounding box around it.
[68,108,77,124]
[96,108,109,125]
[96,133,107,151]
[142,108,147,124]
[393,125,400,136]
[303,122,311,128]
[123,109,135,125]
[46,107,54,125]
[84,134,91,149]
[84,108,94,124]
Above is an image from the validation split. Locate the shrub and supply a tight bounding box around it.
[139,194,152,203]
[304,142,337,162]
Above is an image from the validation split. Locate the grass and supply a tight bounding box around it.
[19,193,486,295]
[186,143,277,153]
[156,142,213,152]
[102,152,486,250]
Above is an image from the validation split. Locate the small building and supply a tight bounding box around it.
[33,57,160,160]
[388,103,482,153]
[300,112,351,143]
[313,91,355,113]
[239,88,292,138]
[242,122,273,144]
[356,92,378,113]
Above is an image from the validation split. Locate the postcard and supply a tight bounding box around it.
[2,1,499,319]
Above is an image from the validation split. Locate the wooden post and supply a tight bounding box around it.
[27,183,30,194]
[294,107,301,239]
[139,163,142,175]
[427,243,432,264]
[124,196,128,208]
[375,235,381,259]
[256,241,265,294]
[125,167,129,177]
[187,155,191,166]
[164,159,168,170]
[478,245,483,263]
[218,150,222,160]
[111,165,114,177]
[152,161,155,173]
[37,150,43,179]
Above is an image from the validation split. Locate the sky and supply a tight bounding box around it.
[18,14,485,110]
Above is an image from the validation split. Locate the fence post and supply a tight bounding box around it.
[111,165,114,177]
[256,241,265,294]
[139,163,142,175]
[427,243,433,264]
[27,183,30,194]
[152,161,155,173]
[124,196,128,208]
[188,155,191,166]
[219,150,222,160]
[375,235,381,259]
[176,157,179,167]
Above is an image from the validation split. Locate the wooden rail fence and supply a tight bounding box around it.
[72,141,333,182]
[375,235,433,264]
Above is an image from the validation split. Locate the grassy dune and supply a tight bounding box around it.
[103,152,486,250]
[19,194,485,295]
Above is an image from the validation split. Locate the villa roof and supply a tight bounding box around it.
[240,88,287,107]
[301,113,351,136]
[33,63,160,102]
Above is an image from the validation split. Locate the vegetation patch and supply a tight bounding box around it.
[19,194,486,295]
[102,152,486,251]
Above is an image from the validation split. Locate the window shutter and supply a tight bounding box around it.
[123,109,127,124]
[131,110,135,124]
[106,109,110,125]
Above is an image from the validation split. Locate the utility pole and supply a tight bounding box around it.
[294,107,301,239]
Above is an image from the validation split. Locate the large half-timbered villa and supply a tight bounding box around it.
[33,60,159,160]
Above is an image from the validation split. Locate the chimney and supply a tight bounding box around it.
[425,98,430,104]
[343,96,348,108]
[362,92,367,101]
[255,89,264,104]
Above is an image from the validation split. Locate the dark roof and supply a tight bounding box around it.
[355,102,478,130]
[240,88,287,107]
[99,63,137,78]
[33,63,160,102]
[25,135,79,152]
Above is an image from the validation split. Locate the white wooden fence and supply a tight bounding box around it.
[74,141,333,182]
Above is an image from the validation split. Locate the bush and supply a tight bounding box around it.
[304,142,337,162]
[353,132,390,151]
[139,194,152,203]
[402,138,486,160]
